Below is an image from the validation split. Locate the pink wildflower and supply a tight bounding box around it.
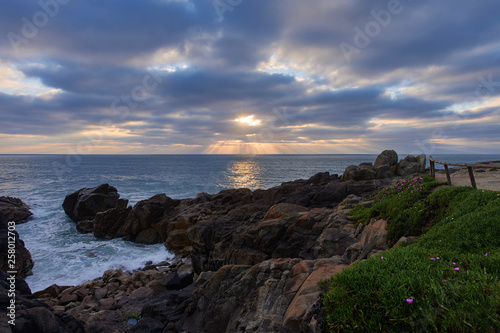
[406,297,414,304]
[454,267,459,271]
[431,258,435,261]
[485,253,488,256]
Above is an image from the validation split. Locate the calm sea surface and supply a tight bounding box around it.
[0,154,498,291]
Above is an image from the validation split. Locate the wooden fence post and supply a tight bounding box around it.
[467,166,477,189]
[444,164,452,186]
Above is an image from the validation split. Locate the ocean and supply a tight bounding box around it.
[1,153,499,292]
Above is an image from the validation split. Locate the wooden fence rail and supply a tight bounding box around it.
[429,156,500,189]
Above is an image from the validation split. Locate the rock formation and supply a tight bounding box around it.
[0,212,34,279]
[85,172,390,253]
[62,184,128,233]
[0,197,32,224]
[397,154,427,176]
[48,150,423,332]
[341,150,427,181]
[0,212,84,332]
[0,270,85,333]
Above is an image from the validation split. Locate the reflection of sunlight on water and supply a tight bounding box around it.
[224,159,263,189]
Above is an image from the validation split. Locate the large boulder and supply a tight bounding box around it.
[62,184,128,233]
[0,197,32,224]
[94,194,180,242]
[374,150,398,167]
[397,154,426,176]
[343,150,427,181]
[342,150,399,182]
[0,212,34,279]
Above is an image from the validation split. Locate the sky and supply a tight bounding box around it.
[1,0,499,155]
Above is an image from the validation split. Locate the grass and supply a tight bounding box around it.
[323,183,500,332]
[349,174,445,246]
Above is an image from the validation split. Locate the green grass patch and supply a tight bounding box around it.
[349,174,445,246]
[323,186,500,332]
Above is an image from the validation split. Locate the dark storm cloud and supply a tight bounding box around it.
[0,0,499,152]
[1,0,217,62]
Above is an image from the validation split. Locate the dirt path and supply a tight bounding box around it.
[434,168,500,191]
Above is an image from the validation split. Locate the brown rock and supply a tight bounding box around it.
[263,203,308,220]
[98,298,115,311]
[75,287,89,299]
[358,219,388,259]
[0,196,32,223]
[0,212,34,278]
[62,183,123,222]
[59,293,78,305]
[33,284,62,298]
[94,287,108,300]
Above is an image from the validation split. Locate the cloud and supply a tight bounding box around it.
[0,0,499,154]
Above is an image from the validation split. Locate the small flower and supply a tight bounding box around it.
[442,280,447,282]
[454,267,459,271]
[431,258,435,261]
[406,297,414,304]
[437,257,440,260]
[381,256,384,260]
[453,262,456,265]
[485,253,488,257]
[484,272,487,274]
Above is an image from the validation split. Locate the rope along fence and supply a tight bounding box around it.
[429,156,500,189]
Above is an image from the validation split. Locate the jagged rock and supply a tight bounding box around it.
[62,183,126,223]
[180,257,347,333]
[94,194,179,242]
[0,212,34,278]
[40,153,429,333]
[75,219,95,234]
[342,150,400,182]
[397,154,426,176]
[343,150,427,181]
[0,197,32,224]
[0,270,84,332]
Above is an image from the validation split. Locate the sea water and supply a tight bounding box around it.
[1,154,498,291]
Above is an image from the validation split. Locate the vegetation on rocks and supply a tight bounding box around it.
[323,184,500,332]
[349,174,445,246]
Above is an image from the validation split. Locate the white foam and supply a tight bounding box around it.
[18,210,174,292]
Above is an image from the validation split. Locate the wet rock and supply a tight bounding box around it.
[0,212,34,278]
[62,183,126,224]
[0,197,32,224]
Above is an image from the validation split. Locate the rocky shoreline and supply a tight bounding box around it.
[2,150,434,332]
